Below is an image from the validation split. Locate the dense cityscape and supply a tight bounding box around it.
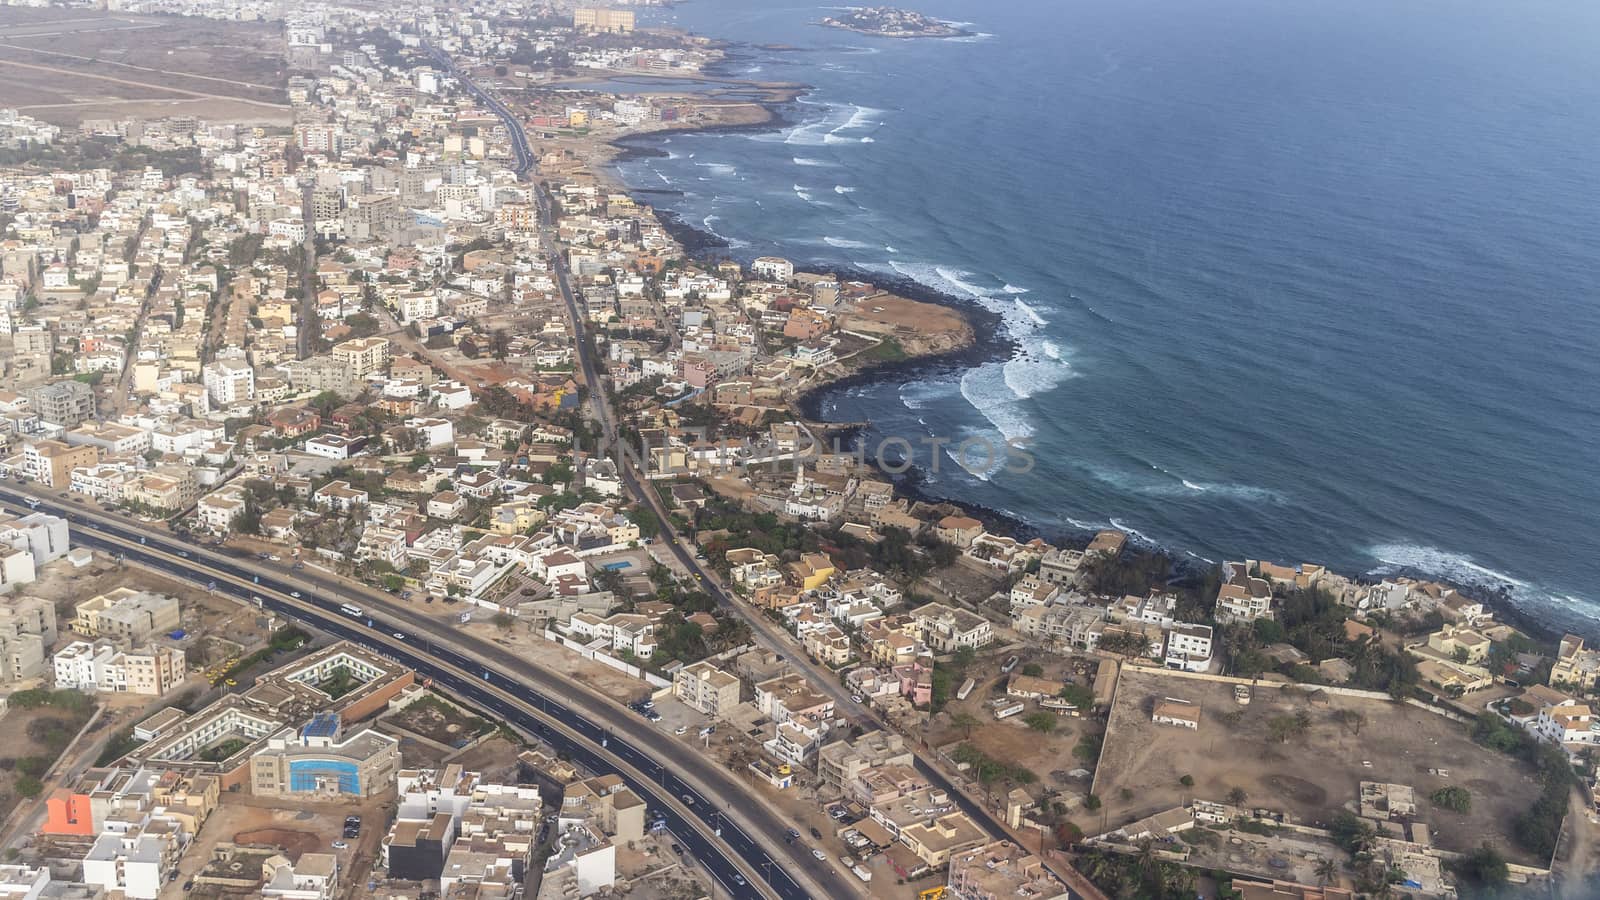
[0,1,1591,899]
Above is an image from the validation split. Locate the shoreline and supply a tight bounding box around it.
[585,45,1591,647]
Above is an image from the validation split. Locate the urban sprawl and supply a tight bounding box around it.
[0,2,1589,899]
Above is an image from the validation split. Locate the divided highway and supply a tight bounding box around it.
[423,41,533,178]
[1,487,841,899]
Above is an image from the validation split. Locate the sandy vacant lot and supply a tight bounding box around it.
[0,7,288,125]
[1092,666,1545,865]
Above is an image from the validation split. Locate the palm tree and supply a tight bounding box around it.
[1314,857,1337,886]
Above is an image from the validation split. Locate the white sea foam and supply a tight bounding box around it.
[1014,298,1046,326]
[860,136,875,143]
[792,184,816,203]
[1109,518,1159,546]
[943,442,1000,482]
[1365,543,1597,623]
[834,185,857,194]
[792,157,832,167]
[1368,544,1531,590]
[887,259,1076,415]
[959,364,1035,441]
[694,162,737,178]
[823,236,873,249]
[700,215,748,249]
[1002,283,1030,294]
[884,245,898,253]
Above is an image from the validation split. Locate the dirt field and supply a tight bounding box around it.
[385,694,494,747]
[1092,667,1545,864]
[461,619,656,703]
[931,649,1098,796]
[165,794,393,899]
[30,554,274,654]
[838,293,973,357]
[447,735,525,784]
[0,7,289,125]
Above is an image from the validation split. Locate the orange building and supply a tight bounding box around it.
[43,787,95,836]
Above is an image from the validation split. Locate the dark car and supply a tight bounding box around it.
[809,826,822,840]
[670,842,683,855]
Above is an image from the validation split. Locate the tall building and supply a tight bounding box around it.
[330,337,391,379]
[573,7,634,32]
[25,380,94,426]
[202,358,256,406]
[22,439,98,488]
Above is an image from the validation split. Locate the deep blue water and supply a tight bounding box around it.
[618,0,1600,629]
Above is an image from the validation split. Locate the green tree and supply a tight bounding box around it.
[1430,786,1472,813]
[1450,843,1509,895]
[1059,682,1095,710]
[1022,712,1057,733]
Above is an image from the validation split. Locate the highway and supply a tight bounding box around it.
[529,189,1022,854]
[422,41,533,178]
[0,486,840,900]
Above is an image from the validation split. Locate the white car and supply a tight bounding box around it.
[331,841,348,849]
[675,725,688,735]
[811,849,826,861]
[290,591,302,598]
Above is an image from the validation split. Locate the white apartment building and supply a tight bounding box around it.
[1164,623,1214,673]
[203,358,255,406]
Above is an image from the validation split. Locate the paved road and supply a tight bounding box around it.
[0,486,850,900]
[423,42,532,178]
[532,172,1027,858]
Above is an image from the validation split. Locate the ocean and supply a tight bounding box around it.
[615,0,1600,632]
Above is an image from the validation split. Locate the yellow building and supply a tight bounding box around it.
[788,552,835,591]
[489,499,547,535]
[572,7,634,32]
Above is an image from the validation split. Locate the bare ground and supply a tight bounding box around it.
[1093,666,1545,865]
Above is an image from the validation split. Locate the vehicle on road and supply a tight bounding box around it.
[809,826,822,839]
[732,874,746,887]
[785,828,800,843]
[393,632,406,640]
[680,794,695,806]
[812,848,827,861]
[675,725,687,735]
[290,591,301,598]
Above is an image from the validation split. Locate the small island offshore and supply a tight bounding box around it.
[819,6,969,38]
